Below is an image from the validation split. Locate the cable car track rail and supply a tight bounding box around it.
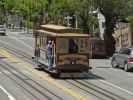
[0,62,63,100]
[65,79,125,100]
[0,42,34,64]
[0,41,126,100]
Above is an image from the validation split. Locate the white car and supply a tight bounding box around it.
[0,25,6,36]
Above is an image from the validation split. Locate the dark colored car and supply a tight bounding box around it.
[111,47,133,71]
[0,25,6,36]
[90,38,107,59]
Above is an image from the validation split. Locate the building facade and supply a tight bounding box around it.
[7,15,23,28]
[89,10,105,40]
[113,22,133,48]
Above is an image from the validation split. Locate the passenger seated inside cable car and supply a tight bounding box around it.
[69,38,78,53]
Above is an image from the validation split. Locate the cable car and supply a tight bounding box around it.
[34,24,91,76]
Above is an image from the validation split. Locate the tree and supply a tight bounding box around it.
[126,0,133,16]
[14,0,48,28]
[1,0,48,29]
[49,0,129,56]
[0,0,6,24]
[94,0,128,56]
[49,0,99,34]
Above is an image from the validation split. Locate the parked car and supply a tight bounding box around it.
[0,25,6,36]
[111,47,133,71]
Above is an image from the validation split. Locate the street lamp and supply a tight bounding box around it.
[65,16,72,27]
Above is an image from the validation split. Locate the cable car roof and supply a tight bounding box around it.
[40,24,82,33]
[41,24,69,30]
[36,30,90,37]
[36,24,90,37]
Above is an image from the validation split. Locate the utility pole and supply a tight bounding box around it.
[119,22,123,48]
[76,16,78,28]
[73,15,78,28]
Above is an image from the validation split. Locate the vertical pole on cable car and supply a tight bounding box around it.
[35,32,37,55]
[34,31,36,62]
[35,31,38,64]
[53,42,56,68]
[37,32,40,65]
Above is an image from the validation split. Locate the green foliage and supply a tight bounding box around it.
[126,0,133,16]
[23,20,34,28]
[0,14,6,24]
[0,0,132,56]
[49,0,75,15]
[1,0,48,27]
[96,0,127,33]
[95,0,132,56]
[0,0,5,23]
[49,0,98,33]
[15,0,47,27]
[128,16,133,27]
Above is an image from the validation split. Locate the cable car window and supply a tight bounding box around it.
[78,38,89,53]
[57,38,68,53]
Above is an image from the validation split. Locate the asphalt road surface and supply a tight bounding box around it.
[0,30,133,100]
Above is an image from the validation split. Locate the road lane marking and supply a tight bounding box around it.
[0,49,86,100]
[0,49,20,62]
[2,48,133,98]
[0,56,6,60]
[99,80,133,95]
[0,70,11,74]
[0,85,16,100]
[0,39,32,57]
[17,63,86,100]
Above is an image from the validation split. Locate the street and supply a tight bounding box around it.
[0,31,133,100]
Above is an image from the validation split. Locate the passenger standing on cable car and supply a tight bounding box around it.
[46,40,54,70]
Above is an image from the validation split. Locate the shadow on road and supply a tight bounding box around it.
[127,68,133,73]
[96,66,112,68]
[113,67,133,73]
[34,64,105,80]
[55,72,105,80]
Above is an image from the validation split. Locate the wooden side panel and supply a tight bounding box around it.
[57,54,89,66]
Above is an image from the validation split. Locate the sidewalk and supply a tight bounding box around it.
[6,28,33,35]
